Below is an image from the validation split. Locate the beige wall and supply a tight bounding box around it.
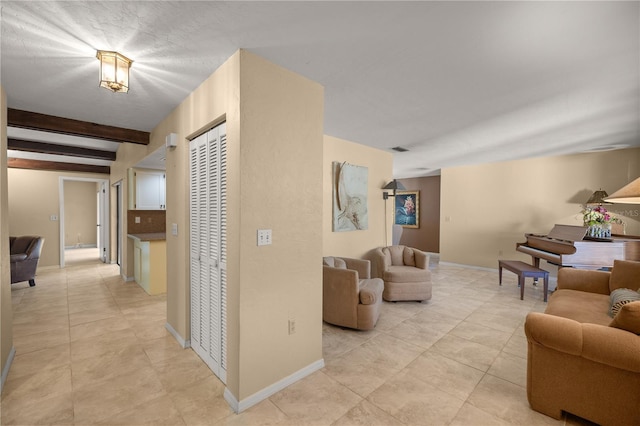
[112,50,325,404]
[7,169,108,267]
[63,180,98,247]
[440,147,640,270]
[0,86,13,389]
[323,136,394,258]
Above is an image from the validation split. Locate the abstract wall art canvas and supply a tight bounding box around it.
[332,161,368,232]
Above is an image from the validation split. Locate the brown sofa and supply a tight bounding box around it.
[322,256,383,330]
[524,260,640,426]
[372,245,431,302]
[10,236,44,287]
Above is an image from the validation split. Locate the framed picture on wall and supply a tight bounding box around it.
[394,190,419,228]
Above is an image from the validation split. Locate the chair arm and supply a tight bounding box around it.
[342,257,371,279]
[525,312,640,372]
[525,312,583,356]
[323,266,359,304]
[413,249,429,269]
[10,253,27,263]
[557,268,611,295]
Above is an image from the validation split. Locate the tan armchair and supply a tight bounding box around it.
[372,245,431,302]
[322,256,383,330]
[10,236,44,287]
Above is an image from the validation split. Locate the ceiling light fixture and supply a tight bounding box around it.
[96,50,132,93]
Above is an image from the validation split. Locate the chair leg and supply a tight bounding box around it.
[28,279,36,287]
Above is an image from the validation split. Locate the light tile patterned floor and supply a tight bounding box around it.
[1,258,596,425]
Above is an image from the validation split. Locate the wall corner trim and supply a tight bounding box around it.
[224,358,325,414]
[0,346,16,392]
[164,322,191,349]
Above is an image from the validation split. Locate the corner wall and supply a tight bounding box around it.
[440,147,640,269]
[123,49,324,406]
[323,136,393,258]
[0,86,14,390]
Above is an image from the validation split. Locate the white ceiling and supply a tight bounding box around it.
[1,1,638,177]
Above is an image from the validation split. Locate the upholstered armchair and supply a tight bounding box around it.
[322,256,384,330]
[10,236,44,287]
[372,245,431,302]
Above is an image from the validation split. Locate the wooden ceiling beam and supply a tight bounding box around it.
[8,138,117,161]
[8,108,149,145]
[8,158,110,175]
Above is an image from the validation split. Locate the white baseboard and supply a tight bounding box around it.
[1,346,15,392]
[165,322,191,348]
[121,272,135,282]
[64,244,98,249]
[224,358,325,413]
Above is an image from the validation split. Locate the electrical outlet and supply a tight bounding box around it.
[49,215,58,221]
[288,319,296,335]
[135,216,141,224]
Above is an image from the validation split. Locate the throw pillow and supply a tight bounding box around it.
[609,260,640,292]
[609,288,640,317]
[610,301,640,335]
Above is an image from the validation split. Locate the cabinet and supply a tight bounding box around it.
[129,234,166,295]
[128,169,166,210]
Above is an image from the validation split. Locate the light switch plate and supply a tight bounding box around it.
[172,223,178,236]
[257,229,272,246]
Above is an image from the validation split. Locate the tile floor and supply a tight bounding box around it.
[1,258,596,425]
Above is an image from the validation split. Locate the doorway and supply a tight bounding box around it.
[59,177,110,268]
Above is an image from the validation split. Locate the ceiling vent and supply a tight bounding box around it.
[391,146,409,152]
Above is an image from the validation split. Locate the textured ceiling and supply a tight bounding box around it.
[1,1,639,177]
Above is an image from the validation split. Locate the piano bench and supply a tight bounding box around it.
[498,260,549,302]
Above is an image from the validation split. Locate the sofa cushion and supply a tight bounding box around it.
[545,289,611,326]
[384,265,430,283]
[609,260,640,292]
[403,247,416,266]
[609,288,640,317]
[609,301,640,335]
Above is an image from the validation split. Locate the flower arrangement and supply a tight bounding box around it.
[583,206,612,226]
[582,205,624,238]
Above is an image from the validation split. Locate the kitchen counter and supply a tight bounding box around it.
[127,232,166,241]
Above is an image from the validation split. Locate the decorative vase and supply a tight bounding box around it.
[587,223,611,238]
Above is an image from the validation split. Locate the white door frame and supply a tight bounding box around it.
[59,176,110,268]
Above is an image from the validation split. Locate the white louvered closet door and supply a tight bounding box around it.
[189,122,227,383]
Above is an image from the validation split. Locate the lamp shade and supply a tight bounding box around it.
[604,177,640,204]
[382,180,406,191]
[586,189,610,205]
[96,50,132,93]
